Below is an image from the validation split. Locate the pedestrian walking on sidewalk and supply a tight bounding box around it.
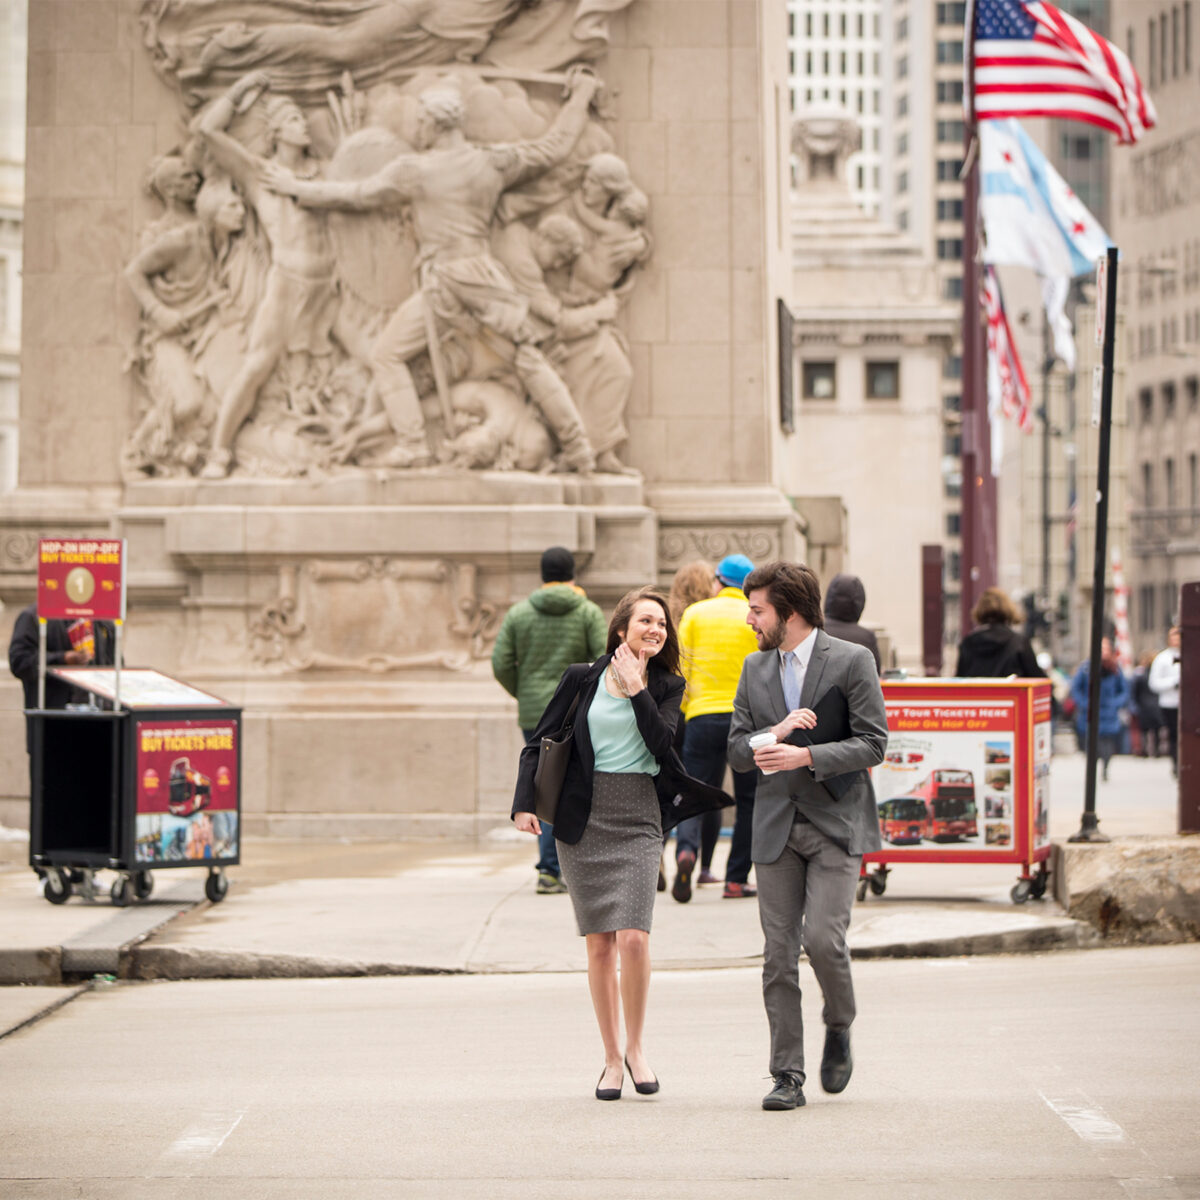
[492,547,607,894]
[1148,626,1181,778]
[954,587,1045,679]
[1069,637,1131,781]
[727,561,888,1112]
[511,588,728,1100]
[673,553,761,902]
[822,573,882,674]
[667,560,722,888]
[1131,651,1163,757]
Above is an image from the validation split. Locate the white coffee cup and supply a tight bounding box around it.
[748,731,779,774]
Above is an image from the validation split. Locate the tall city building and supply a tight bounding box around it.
[786,0,884,214]
[880,0,967,655]
[0,0,24,494]
[1111,0,1199,655]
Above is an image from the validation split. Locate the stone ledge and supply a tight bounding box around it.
[1053,836,1200,943]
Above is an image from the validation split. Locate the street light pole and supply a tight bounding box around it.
[1070,245,1120,844]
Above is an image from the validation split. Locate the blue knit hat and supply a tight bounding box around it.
[716,553,754,589]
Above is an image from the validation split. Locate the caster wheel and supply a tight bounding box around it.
[43,868,72,905]
[133,871,154,900]
[869,873,888,896]
[110,877,133,907]
[855,878,868,902]
[205,870,228,903]
[1010,879,1033,905]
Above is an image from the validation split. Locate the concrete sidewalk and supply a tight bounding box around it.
[0,750,1177,998]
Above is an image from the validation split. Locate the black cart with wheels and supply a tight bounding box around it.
[28,668,240,906]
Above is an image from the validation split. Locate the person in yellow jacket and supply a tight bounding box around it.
[671,554,760,902]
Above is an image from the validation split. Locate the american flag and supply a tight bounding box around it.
[983,267,1033,433]
[972,0,1157,144]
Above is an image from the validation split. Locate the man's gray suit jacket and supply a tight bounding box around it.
[727,630,889,863]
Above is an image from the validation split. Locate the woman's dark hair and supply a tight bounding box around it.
[606,587,680,675]
[971,586,1020,627]
[741,561,824,629]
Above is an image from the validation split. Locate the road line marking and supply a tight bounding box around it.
[160,1109,246,1161]
[1039,1091,1127,1143]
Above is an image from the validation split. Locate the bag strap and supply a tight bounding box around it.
[560,689,581,732]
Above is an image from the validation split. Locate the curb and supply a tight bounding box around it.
[116,922,1105,982]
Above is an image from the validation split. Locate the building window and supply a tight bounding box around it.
[945,393,962,413]
[1140,584,1156,633]
[1140,387,1154,423]
[948,551,962,582]
[1143,461,1154,506]
[1127,25,1135,64]
[944,354,963,380]
[1189,452,1198,509]
[1164,381,1177,417]
[897,16,909,39]
[937,2,967,23]
[1186,2,1192,72]
[897,170,909,194]
[937,158,964,181]
[1167,457,1178,507]
[938,119,965,143]
[898,133,909,156]
[944,276,964,300]
[1164,582,1178,624]
[937,198,964,220]
[1150,17,1156,84]
[938,238,964,260]
[897,94,908,117]
[1187,376,1199,410]
[898,209,909,230]
[946,513,961,536]
[1173,6,1181,77]
[866,361,900,399]
[945,432,962,456]
[802,361,836,400]
[937,40,964,64]
[937,79,965,103]
[898,55,908,78]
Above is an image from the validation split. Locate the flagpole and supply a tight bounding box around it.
[960,0,995,642]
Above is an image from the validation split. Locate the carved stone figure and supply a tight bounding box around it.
[121,10,654,481]
[140,0,635,102]
[123,157,244,474]
[193,71,382,478]
[263,70,602,471]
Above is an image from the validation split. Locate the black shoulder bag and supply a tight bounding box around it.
[533,690,582,824]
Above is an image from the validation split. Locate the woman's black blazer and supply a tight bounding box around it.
[511,653,731,845]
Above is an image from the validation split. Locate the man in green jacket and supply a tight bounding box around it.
[492,546,607,893]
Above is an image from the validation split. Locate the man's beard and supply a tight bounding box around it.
[755,619,785,651]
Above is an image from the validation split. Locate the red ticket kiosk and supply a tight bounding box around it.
[861,679,1053,904]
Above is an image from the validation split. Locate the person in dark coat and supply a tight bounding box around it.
[8,604,116,753]
[955,588,1045,679]
[822,574,881,673]
[511,587,728,1101]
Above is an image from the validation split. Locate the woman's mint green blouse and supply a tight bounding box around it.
[588,680,660,775]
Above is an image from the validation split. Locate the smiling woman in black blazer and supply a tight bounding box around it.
[513,586,727,1101]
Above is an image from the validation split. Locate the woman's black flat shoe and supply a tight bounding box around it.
[596,1068,623,1100]
[625,1057,659,1095]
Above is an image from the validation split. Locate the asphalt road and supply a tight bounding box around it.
[2,944,1197,1199]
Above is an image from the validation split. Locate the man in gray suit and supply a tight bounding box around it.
[727,561,888,1111]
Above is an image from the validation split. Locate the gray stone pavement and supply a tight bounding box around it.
[0,749,1181,1001]
[1,946,1198,1198]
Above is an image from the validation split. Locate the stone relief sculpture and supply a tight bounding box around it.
[125,0,650,480]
